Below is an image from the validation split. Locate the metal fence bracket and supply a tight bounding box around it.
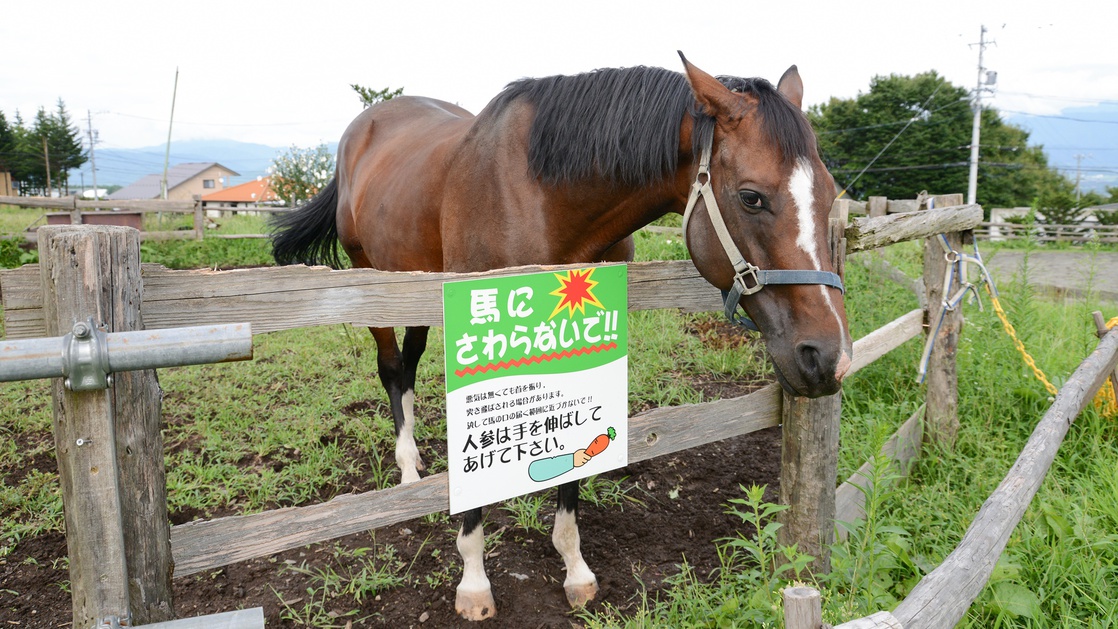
[63,317,111,391]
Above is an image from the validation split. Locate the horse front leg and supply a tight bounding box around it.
[455,507,496,620]
[370,326,428,484]
[554,480,598,607]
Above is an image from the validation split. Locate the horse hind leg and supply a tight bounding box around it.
[455,507,496,620]
[370,326,429,484]
[554,480,598,607]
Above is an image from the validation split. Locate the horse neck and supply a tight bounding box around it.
[547,172,691,262]
[552,112,698,260]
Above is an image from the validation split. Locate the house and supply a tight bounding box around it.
[201,176,279,208]
[108,162,239,201]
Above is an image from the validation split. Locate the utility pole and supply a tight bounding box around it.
[1074,154,1091,203]
[967,25,995,206]
[42,135,52,196]
[161,67,179,200]
[87,111,99,200]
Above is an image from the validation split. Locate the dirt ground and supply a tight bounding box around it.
[984,250,1118,302]
[0,323,781,628]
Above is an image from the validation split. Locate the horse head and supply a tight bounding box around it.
[678,53,851,398]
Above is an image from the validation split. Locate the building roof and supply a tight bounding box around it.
[202,176,279,203]
[108,162,239,200]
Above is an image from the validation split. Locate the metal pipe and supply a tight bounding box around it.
[0,323,252,385]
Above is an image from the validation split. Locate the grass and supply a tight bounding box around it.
[3,211,1118,626]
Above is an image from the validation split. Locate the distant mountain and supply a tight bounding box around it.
[1007,102,1118,195]
[68,139,337,189]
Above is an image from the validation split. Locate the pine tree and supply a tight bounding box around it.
[50,99,86,194]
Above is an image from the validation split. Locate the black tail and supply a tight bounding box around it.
[270,178,344,268]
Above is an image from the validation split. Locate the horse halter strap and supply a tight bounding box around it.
[681,137,845,329]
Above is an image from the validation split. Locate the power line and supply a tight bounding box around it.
[999,110,1118,124]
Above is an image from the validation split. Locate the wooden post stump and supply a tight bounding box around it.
[39,225,174,627]
[783,586,823,629]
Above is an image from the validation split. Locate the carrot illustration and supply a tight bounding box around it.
[527,426,618,482]
[584,426,616,458]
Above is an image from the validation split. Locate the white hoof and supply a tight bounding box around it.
[564,579,599,608]
[455,587,496,621]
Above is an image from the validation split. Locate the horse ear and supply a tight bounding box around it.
[777,65,804,109]
[678,51,737,118]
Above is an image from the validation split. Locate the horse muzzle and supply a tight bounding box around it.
[770,339,851,398]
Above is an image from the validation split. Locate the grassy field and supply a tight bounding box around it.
[2,208,1117,626]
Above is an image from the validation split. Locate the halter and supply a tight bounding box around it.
[681,137,845,331]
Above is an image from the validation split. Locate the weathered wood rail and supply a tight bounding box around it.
[0,203,982,340]
[0,198,981,626]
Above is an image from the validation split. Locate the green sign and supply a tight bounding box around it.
[443,265,628,513]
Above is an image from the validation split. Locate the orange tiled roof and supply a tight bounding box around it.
[202,176,279,203]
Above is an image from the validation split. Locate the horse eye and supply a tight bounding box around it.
[738,190,764,211]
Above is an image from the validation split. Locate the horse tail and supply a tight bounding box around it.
[270,178,344,268]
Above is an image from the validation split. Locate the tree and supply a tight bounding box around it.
[268,144,335,206]
[809,71,1062,208]
[351,84,402,109]
[50,99,86,194]
[0,111,15,173]
[2,100,87,196]
[1092,186,1118,226]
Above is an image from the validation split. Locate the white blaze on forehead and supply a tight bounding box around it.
[790,158,821,269]
[789,157,850,350]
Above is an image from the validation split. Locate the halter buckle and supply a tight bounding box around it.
[734,264,764,296]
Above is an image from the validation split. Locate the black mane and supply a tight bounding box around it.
[488,65,814,187]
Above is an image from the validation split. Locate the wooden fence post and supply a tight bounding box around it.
[778,213,847,574]
[39,225,174,626]
[922,194,965,447]
[868,196,887,218]
[69,196,82,225]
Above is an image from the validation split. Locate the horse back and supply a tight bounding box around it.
[336,96,474,272]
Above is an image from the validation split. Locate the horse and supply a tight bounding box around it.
[271,52,852,621]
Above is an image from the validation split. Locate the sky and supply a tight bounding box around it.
[3,0,1117,182]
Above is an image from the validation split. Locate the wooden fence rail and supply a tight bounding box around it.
[0,203,982,340]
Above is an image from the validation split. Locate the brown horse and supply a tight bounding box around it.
[272,53,851,621]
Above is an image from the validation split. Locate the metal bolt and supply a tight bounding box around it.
[72,321,91,338]
[76,438,93,447]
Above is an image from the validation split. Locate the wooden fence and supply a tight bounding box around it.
[0,197,984,626]
[0,195,291,242]
[975,221,1118,243]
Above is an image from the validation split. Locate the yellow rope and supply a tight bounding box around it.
[987,291,1059,396]
[989,284,1116,416]
[1094,316,1118,417]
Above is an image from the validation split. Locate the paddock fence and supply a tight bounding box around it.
[0,196,981,627]
[975,221,1118,244]
[0,195,291,242]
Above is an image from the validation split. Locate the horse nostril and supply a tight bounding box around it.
[794,342,828,384]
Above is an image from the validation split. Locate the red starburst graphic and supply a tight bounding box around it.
[549,269,605,319]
